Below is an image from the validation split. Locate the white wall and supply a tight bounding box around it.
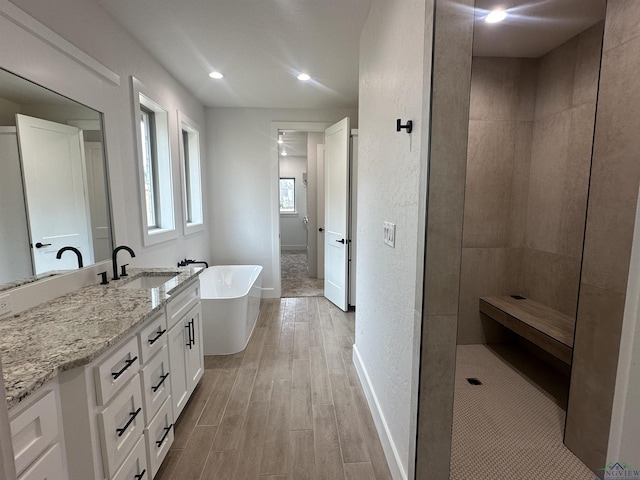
[0,129,31,284]
[8,0,210,269]
[279,155,307,250]
[354,0,431,478]
[608,184,640,466]
[307,132,324,277]
[206,107,356,297]
[0,97,20,124]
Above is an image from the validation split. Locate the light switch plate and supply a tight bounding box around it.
[383,222,395,247]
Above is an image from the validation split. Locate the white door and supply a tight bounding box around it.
[16,114,93,274]
[324,117,350,311]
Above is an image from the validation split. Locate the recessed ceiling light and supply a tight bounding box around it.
[209,71,224,79]
[281,151,288,156]
[485,9,507,23]
[297,73,311,81]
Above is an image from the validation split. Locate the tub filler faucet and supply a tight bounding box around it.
[177,258,209,268]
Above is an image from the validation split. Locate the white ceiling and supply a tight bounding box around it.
[474,0,606,57]
[80,0,605,110]
[98,0,373,109]
[278,130,308,157]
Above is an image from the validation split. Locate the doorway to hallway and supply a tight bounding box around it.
[281,250,324,297]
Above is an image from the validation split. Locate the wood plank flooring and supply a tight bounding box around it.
[155,297,392,480]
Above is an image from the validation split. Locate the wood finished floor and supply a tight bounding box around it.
[155,297,392,480]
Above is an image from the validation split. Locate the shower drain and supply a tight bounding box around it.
[466,378,483,385]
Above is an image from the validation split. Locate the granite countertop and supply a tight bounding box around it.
[0,267,203,409]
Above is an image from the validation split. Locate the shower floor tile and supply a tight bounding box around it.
[451,344,594,479]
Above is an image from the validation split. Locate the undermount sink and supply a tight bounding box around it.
[117,274,178,290]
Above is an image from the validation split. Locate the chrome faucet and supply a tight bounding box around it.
[56,246,84,268]
[112,245,135,280]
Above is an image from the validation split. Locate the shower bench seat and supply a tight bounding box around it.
[479,296,575,365]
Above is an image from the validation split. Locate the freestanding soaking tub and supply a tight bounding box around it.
[199,265,263,355]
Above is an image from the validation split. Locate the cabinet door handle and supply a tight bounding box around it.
[151,373,170,392]
[134,469,146,480]
[148,328,167,345]
[156,424,173,447]
[185,323,192,349]
[116,407,141,437]
[112,356,138,379]
[190,319,195,347]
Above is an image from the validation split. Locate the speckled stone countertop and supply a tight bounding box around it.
[0,267,203,409]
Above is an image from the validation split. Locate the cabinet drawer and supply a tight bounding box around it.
[10,389,59,476]
[140,344,171,425]
[98,375,144,477]
[95,336,140,406]
[112,435,148,480]
[17,443,65,480]
[166,280,199,330]
[144,396,174,478]
[138,309,168,364]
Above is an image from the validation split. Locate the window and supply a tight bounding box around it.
[140,107,159,227]
[132,77,176,246]
[279,178,295,213]
[178,111,204,234]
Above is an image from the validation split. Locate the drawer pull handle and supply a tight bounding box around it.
[116,407,141,437]
[152,373,170,392]
[148,328,167,345]
[112,356,138,380]
[156,424,173,447]
[134,469,146,480]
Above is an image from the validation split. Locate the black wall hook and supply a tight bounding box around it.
[396,119,413,134]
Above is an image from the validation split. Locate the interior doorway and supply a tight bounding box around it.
[278,127,326,297]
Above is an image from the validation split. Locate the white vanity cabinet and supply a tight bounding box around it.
[55,277,202,480]
[59,309,174,480]
[9,381,69,480]
[166,280,203,419]
[58,332,147,480]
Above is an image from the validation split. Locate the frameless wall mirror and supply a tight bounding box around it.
[0,67,113,291]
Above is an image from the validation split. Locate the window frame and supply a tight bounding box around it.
[177,110,204,235]
[132,76,176,246]
[279,177,296,215]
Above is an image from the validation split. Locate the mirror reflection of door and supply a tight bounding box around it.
[0,127,31,284]
[16,114,94,274]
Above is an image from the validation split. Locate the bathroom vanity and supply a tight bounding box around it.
[1,267,204,480]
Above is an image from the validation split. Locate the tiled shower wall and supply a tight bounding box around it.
[566,0,640,470]
[457,23,604,344]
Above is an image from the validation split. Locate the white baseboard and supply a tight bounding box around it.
[280,245,307,251]
[352,344,407,480]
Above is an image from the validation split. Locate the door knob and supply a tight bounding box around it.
[35,242,52,248]
[318,227,324,232]
[336,239,346,244]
